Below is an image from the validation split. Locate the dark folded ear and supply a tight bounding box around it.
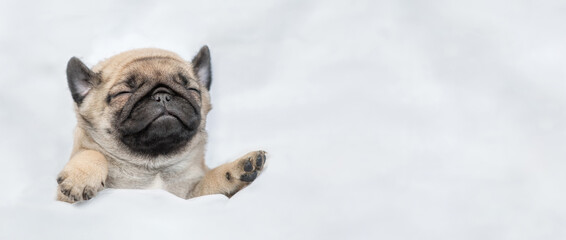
[66,57,97,104]
[191,45,212,90]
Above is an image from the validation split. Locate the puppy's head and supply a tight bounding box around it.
[67,46,212,160]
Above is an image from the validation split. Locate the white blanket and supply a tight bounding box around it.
[1,0,565,239]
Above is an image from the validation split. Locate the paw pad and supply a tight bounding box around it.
[240,171,258,182]
[238,150,266,182]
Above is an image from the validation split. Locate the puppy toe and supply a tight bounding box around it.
[243,159,253,172]
[255,151,266,170]
[82,186,96,200]
[240,171,258,182]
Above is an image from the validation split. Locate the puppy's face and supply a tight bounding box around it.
[67,47,212,160]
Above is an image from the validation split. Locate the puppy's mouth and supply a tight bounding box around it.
[123,107,197,134]
[116,84,201,156]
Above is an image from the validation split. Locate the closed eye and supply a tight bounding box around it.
[111,91,131,98]
[188,88,201,95]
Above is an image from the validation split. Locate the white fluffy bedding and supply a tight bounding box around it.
[1,0,565,239]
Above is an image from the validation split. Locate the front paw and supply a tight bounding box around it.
[56,168,105,203]
[227,150,267,184]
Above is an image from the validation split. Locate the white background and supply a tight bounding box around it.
[0,0,565,239]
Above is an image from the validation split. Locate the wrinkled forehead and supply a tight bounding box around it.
[101,57,198,88]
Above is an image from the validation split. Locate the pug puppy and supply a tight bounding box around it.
[56,46,266,203]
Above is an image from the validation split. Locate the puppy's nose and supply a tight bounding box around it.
[152,87,173,103]
[153,92,171,102]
